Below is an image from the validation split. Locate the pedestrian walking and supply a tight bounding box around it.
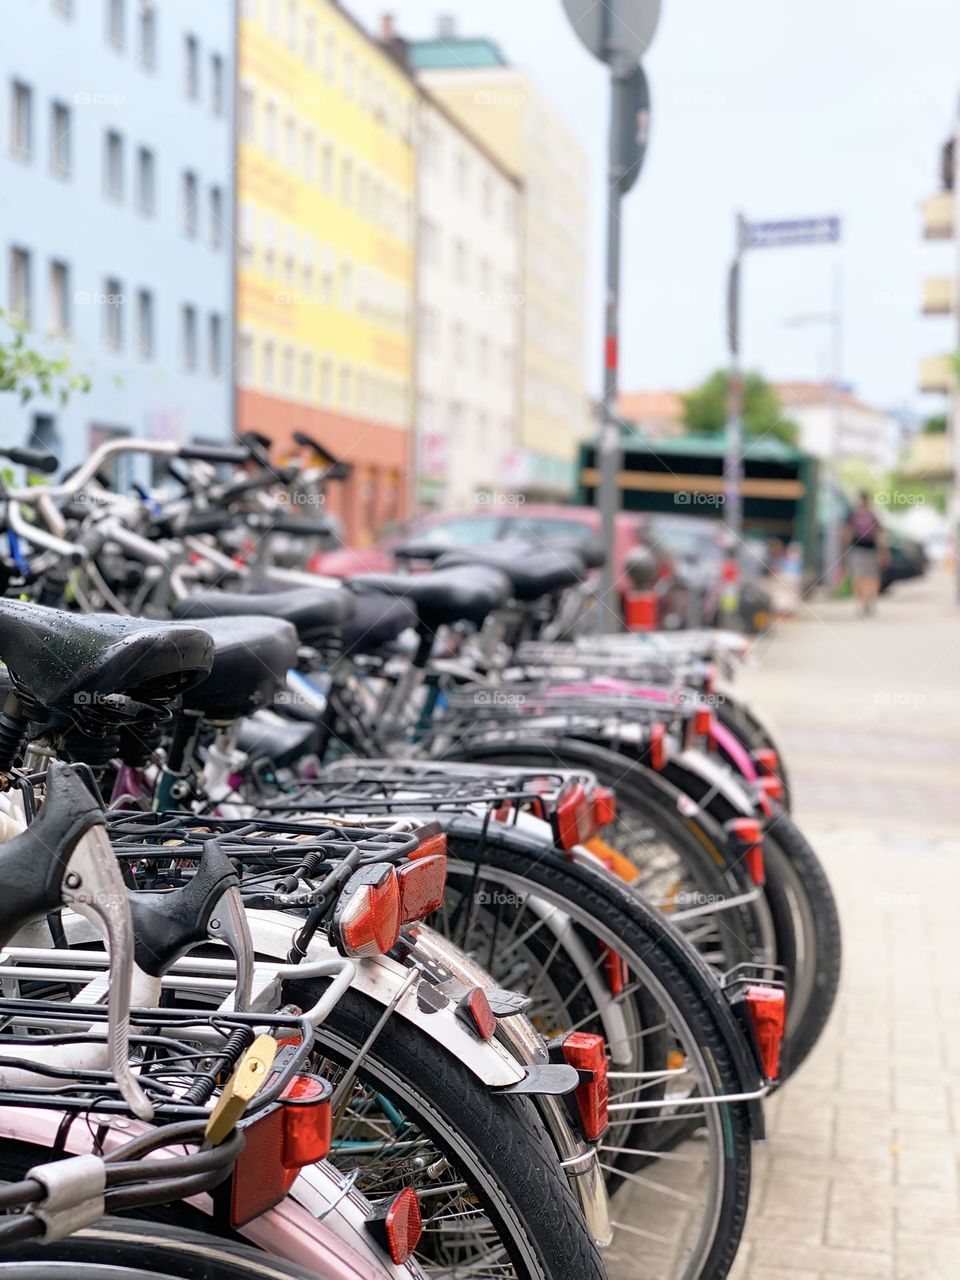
[844,491,886,616]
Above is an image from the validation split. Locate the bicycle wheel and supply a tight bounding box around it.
[715,695,794,811]
[429,817,755,1280]
[0,1218,349,1280]
[454,737,777,974]
[281,980,606,1280]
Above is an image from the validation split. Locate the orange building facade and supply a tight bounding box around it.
[236,0,416,542]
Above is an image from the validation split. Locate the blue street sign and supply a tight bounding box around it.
[743,216,841,250]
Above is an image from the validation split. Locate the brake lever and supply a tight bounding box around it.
[128,840,253,1011]
[0,762,153,1121]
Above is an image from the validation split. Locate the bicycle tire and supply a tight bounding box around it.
[281,980,606,1280]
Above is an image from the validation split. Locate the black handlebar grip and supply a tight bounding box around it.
[70,523,112,563]
[250,513,333,538]
[0,763,105,948]
[211,465,297,506]
[129,840,239,977]
[173,508,234,537]
[239,431,273,466]
[2,447,59,474]
[178,444,249,465]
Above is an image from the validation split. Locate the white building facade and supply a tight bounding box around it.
[775,382,902,474]
[414,91,522,509]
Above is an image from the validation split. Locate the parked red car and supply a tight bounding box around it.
[309,504,648,602]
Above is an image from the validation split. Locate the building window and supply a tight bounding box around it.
[341,155,353,205]
[181,304,197,370]
[10,81,33,161]
[338,363,352,410]
[238,332,254,386]
[47,260,70,336]
[340,260,352,309]
[9,248,31,325]
[343,49,354,99]
[266,0,279,36]
[300,350,313,398]
[303,127,315,181]
[284,115,296,169]
[454,239,467,284]
[239,203,255,267]
[304,13,317,66]
[103,130,123,200]
[135,146,155,215]
[208,313,222,376]
[106,0,124,50]
[138,2,156,68]
[286,0,297,51]
[324,31,336,83]
[210,54,223,115]
[282,345,294,393]
[182,170,198,237]
[209,185,223,248]
[240,85,256,143]
[49,100,71,177]
[262,339,275,389]
[184,34,199,99]
[264,99,277,156]
[103,278,123,350]
[320,356,332,404]
[322,140,334,193]
[263,215,276,275]
[136,288,153,357]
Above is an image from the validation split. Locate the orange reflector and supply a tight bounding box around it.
[729,817,764,886]
[745,985,786,1081]
[396,854,447,924]
[384,1186,423,1264]
[583,837,640,884]
[330,864,401,958]
[408,827,448,861]
[599,943,629,996]
[554,780,596,850]
[562,1031,609,1141]
[757,775,783,804]
[649,722,667,771]
[753,748,779,778]
[593,785,617,827]
[459,987,497,1041]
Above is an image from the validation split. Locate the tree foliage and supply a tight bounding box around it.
[681,370,800,446]
[0,309,91,405]
[921,413,947,435]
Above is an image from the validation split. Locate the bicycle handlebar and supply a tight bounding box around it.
[0,447,58,474]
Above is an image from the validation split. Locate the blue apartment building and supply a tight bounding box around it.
[0,0,235,471]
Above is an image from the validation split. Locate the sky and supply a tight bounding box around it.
[349,0,960,419]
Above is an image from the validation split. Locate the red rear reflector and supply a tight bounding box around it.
[330,864,401,958]
[396,853,447,924]
[624,591,658,631]
[753,748,779,778]
[554,780,596,850]
[562,1031,609,1141]
[280,1074,333,1169]
[694,707,713,738]
[745,985,786,1081]
[459,987,496,1041]
[600,943,629,996]
[757,775,783,804]
[593,786,617,827]
[729,817,764,886]
[384,1186,423,1264]
[230,1075,333,1227]
[408,829,448,861]
[649,722,667,770]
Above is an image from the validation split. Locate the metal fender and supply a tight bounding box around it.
[0,1107,420,1280]
[675,746,758,816]
[244,909,526,1089]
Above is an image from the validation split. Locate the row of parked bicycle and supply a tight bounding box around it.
[0,435,841,1280]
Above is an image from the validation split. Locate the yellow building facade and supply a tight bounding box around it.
[236,0,416,540]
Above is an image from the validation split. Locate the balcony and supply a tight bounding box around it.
[921,276,955,315]
[922,193,955,240]
[918,354,955,394]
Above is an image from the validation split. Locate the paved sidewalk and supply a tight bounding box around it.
[729,569,960,1280]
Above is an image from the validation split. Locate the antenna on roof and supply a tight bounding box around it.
[437,14,456,39]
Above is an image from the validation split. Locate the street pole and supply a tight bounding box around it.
[723,213,746,614]
[954,93,960,604]
[825,264,844,589]
[597,57,633,633]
